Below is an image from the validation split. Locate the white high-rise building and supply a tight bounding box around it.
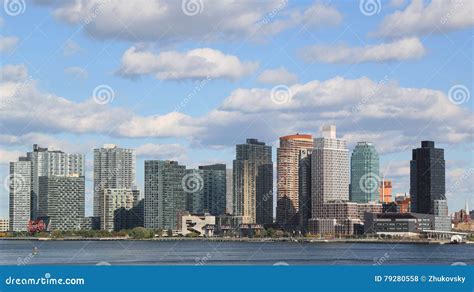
[93,144,136,217]
[27,144,85,219]
[311,125,349,218]
[9,159,32,232]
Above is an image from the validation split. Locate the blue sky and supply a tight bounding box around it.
[0,0,472,217]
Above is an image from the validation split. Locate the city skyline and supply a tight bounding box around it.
[3,134,462,222]
[0,0,472,219]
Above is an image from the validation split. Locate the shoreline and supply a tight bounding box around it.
[1,237,472,245]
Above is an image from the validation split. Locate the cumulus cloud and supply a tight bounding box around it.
[41,0,341,42]
[216,76,473,152]
[257,67,298,85]
[1,64,472,157]
[299,37,426,64]
[298,2,342,27]
[0,63,201,139]
[374,0,474,37]
[136,143,187,161]
[64,66,88,79]
[0,36,19,53]
[118,47,258,81]
[0,64,28,82]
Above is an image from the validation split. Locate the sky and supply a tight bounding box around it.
[0,0,472,218]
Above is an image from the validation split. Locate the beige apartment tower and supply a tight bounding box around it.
[276,134,313,229]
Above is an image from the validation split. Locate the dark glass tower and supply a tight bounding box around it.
[233,139,273,224]
[410,141,445,214]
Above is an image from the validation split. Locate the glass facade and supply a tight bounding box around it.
[410,141,445,214]
[350,142,380,203]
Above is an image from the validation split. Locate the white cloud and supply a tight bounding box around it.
[0,64,28,82]
[136,143,187,161]
[0,149,23,165]
[116,112,202,138]
[44,0,341,42]
[63,40,84,56]
[298,2,342,27]
[64,66,88,79]
[257,67,298,85]
[118,47,258,81]
[1,64,472,158]
[0,133,96,155]
[0,36,19,53]
[0,63,201,139]
[374,0,474,37]
[300,37,426,64]
[215,76,472,152]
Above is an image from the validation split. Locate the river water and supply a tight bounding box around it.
[1,240,472,265]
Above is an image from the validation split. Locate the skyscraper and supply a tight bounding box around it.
[198,164,227,216]
[350,142,380,203]
[311,125,349,218]
[298,148,312,231]
[233,139,273,224]
[26,144,84,219]
[276,134,313,229]
[410,141,445,214]
[38,175,85,231]
[144,160,186,230]
[93,144,136,217]
[9,159,32,232]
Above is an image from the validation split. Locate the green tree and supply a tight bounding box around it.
[264,228,275,238]
[128,227,154,239]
